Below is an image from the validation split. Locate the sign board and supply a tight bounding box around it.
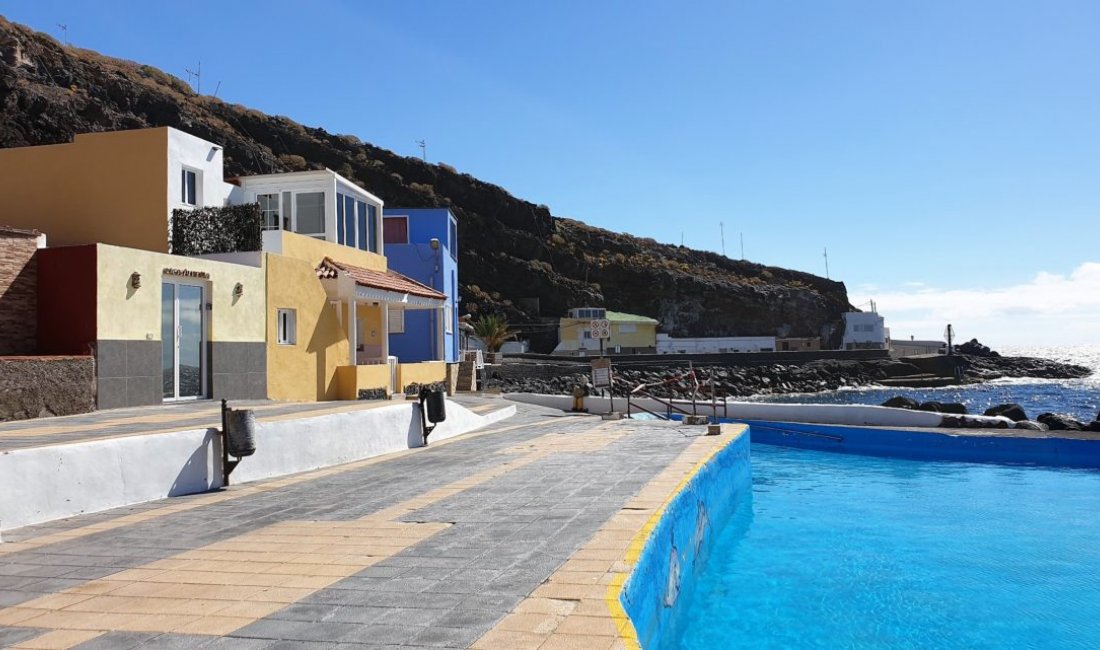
[591,357,613,388]
[589,319,611,340]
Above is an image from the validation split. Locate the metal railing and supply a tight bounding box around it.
[625,363,729,421]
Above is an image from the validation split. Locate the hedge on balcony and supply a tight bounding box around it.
[170,204,263,256]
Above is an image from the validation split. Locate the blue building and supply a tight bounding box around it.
[382,208,460,363]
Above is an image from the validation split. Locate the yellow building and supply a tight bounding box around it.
[553,308,659,356]
[2,126,448,406]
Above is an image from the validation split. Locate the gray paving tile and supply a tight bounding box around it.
[0,627,43,647]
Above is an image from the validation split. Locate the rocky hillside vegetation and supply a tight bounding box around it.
[0,17,852,351]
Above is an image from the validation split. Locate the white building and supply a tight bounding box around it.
[842,311,889,350]
[656,334,776,354]
[890,338,946,357]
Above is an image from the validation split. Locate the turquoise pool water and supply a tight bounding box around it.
[672,444,1100,649]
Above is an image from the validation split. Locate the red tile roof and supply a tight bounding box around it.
[317,258,445,300]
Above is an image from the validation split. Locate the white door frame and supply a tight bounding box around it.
[162,279,209,401]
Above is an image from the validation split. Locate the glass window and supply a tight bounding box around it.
[277,308,297,345]
[258,194,280,230]
[449,219,458,259]
[294,192,325,236]
[368,203,378,253]
[383,217,408,244]
[356,201,368,251]
[445,303,453,334]
[336,195,345,244]
[344,195,355,249]
[181,169,197,205]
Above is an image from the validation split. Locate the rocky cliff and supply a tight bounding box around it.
[0,16,852,351]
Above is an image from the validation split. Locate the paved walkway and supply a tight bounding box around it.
[0,396,504,452]
[0,403,732,649]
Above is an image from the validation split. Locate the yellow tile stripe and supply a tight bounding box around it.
[472,423,746,650]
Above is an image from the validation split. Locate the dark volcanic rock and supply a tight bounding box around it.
[0,16,853,352]
[1014,420,1048,431]
[882,396,919,410]
[1036,413,1086,431]
[1087,421,1100,433]
[939,402,968,415]
[984,403,1028,422]
[955,339,999,357]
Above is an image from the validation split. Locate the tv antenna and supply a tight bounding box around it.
[57,23,69,46]
[415,139,426,161]
[740,232,744,259]
[720,222,726,256]
[823,247,830,279]
[185,62,201,94]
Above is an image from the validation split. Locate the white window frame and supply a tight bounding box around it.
[181,167,200,206]
[388,306,405,334]
[293,191,327,239]
[445,303,453,335]
[258,193,281,230]
[277,308,297,345]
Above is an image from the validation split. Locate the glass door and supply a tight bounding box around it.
[162,281,207,400]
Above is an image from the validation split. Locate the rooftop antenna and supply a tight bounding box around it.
[416,139,427,161]
[740,232,744,260]
[720,222,726,256]
[57,23,69,46]
[185,61,201,94]
[823,247,830,279]
[212,80,222,99]
[680,231,684,246]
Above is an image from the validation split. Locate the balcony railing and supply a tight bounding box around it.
[170,204,262,256]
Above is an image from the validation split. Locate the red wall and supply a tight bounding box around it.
[37,245,97,355]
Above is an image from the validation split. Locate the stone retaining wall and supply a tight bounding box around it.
[0,355,95,421]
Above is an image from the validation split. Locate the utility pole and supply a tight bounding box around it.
[823,247,830,279]
[185,62,201,94]
[720,222,726,256]
[57,23,69,46]
[416,139,427,161]
[740,232,744,260]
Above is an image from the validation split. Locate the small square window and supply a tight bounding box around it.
[277,308,297,345]
[181,169,198,205]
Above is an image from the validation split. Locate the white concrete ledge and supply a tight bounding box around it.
[0,399,515,532]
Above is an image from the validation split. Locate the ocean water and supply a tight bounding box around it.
[747,345,1100,423]
[674,444,1100,649]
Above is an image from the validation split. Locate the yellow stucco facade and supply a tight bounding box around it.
[556,313,659,354]
[96,244,266,343]
[0,129,171,252]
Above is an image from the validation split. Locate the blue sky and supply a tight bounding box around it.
[3,1,1098,345]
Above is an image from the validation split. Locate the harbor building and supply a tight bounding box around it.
[553,308,659,355]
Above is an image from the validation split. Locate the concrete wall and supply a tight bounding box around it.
[0,128,170,251]
[398,361,447,390]
[620,425,752,649]
[335,364,391,399]
[0,399,515,531]
[0,227,40,354]
[0,356,96,421]
[657,334,775,354]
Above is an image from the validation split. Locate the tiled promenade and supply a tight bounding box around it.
[0,402,731,649]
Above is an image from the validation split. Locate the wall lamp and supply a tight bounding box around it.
[429,238,440,251]
[233,283,244,298]
[129,272,141,289]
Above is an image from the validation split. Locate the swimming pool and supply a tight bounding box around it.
[670,444,1100,649]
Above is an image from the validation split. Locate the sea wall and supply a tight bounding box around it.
[745,420,1100,469]
[620,425,751,649]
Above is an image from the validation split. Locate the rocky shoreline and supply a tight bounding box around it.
[486,353,1091,400]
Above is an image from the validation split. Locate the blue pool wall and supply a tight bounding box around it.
[620,427,752,649]
[743,419,1100,469]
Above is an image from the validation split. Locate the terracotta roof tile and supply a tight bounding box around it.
[317,258,445,300]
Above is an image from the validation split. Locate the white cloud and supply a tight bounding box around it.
[852,262,1100,347]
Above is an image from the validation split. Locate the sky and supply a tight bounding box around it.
[3,0,1098,346]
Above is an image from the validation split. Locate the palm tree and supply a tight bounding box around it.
[472,313,516,353]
